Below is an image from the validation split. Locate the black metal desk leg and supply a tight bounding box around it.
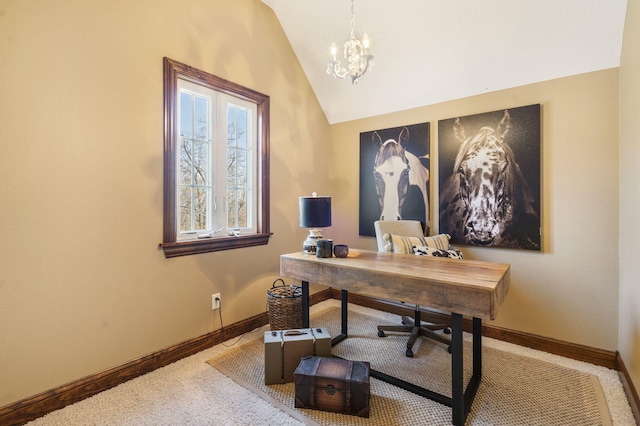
[451,313,464,426]
[341,289,348,336]
[301,280,309,328]
[331,289,349,346]
[473,317,482,377]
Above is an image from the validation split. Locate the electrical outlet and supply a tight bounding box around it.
[212,293,221,310]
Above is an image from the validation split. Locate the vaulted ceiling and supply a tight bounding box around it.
[262,0,628,124]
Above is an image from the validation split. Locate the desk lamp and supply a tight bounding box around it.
[299,193,332,254]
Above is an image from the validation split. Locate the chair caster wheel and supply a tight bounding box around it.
[444,328,451,334]
[378,330,386,337]
[447,346,452,354]
[406,349,414,357]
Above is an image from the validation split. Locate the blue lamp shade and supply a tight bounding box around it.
[299,196,332,228]
[299,195,332,254]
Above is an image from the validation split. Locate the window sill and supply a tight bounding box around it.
[161,233,272,258]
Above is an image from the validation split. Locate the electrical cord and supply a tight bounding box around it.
[216,300,249,347]
[215,279,299,348]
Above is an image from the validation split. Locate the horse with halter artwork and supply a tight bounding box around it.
[439,106,541,250]
[359,123,431,236]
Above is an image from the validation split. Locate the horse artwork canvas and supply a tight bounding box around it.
[438,105,541,250]
[359,123,430,237]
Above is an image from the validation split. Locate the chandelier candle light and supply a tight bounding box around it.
[326,0,374,84]
[299,193,332,254]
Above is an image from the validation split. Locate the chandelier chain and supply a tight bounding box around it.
[326,0,374,85]
[350,0,355,39]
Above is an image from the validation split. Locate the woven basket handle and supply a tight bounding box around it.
[271,278,286,288]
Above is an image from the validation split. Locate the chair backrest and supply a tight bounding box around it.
[374,220,424,252]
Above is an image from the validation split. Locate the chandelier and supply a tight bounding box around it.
[326,0,374,85]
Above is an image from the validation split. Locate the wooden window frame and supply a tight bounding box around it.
[161,57,271,258]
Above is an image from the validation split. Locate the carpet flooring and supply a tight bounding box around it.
[208,306,614,425]
[25,300,636,425]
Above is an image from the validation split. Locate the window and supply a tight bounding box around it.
[162,58,271,257]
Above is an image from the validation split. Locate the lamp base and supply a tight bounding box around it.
[303,229,324,254]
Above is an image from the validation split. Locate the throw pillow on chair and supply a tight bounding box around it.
[412,245,464,259]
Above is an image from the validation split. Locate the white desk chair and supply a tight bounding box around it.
[374,220,452,357]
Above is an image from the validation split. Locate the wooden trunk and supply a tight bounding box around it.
[294,356,370,418]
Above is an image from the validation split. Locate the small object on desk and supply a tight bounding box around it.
[333,244,349,258]
[295,355,370,418]
[316,239,333,258]
[264,328,332,385]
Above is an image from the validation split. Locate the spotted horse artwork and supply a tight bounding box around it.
[373,127,431,233]
[439,110,540,250]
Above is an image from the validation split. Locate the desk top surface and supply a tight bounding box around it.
[280,249,510,320]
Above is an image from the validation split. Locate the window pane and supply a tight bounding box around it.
[194,187,208,230]
[194,96,208,141]
[179,187,192,232]
[226,104,250,229]
[226,188,248,229]
[227,106,236,147]
[237,148,247,187]
[180,139,192,185]
[227,105,248,149]
[193,141,208,186]
[237,108,247,148]
[177,83,212,237]
[227,188,237,228]
[237,189,247,227]
[180,92,193,138]
[227,148,237,188]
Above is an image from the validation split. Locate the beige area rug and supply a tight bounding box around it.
[207,307,612,426]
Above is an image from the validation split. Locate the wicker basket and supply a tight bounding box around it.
[267,279,302,330]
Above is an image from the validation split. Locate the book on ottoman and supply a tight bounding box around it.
[294,355,370,418]
[264,328,332,385]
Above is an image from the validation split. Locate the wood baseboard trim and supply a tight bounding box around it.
[335,289,619,368]
[3,287,638,426]
[0,289,331,426]
[616,353,640,425]
[0,313,268,426]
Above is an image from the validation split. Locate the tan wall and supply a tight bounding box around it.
[0,0,630,410]
[619,0,640,396]
[330,69,620,350]
[0,0,331,406]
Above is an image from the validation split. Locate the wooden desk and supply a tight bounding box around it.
[280,249,510,426]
